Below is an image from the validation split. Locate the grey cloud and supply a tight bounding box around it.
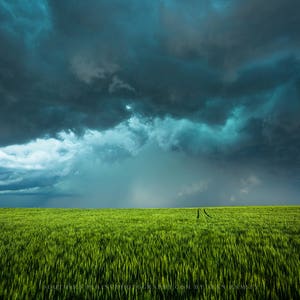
[71,55,120,84]
[109,76,135,94]
[161,0,300,69]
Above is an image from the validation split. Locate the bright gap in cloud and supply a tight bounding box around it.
[0,113,245,171]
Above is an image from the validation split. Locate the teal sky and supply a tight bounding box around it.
[0,0,299,207]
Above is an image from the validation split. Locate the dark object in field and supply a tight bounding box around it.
[197,209,200,219]
[203,209,212,218]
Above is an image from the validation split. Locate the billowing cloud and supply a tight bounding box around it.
[1,114,299,207]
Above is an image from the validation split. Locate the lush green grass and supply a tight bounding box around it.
[0,206,299,299]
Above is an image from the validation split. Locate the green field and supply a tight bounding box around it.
[0,206,299,299]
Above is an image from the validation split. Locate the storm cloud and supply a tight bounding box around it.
[0,0,299,206]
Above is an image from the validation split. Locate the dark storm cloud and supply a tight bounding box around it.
[0,0,299,168]
[0,167,59,192]
[161,0,300,67]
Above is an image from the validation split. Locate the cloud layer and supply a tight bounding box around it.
[0,0,299,206]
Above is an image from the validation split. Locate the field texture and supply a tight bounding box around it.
[0,206,299,299]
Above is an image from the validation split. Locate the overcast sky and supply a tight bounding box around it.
[0,0,299,207]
